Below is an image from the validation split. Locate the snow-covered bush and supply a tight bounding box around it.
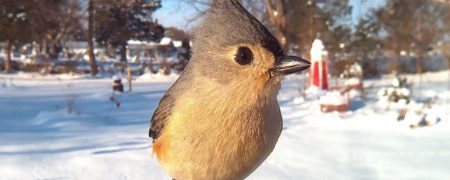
[377,76,411,110]
[340,63,363,79]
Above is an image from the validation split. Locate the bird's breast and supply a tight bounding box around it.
[155,89,282,179]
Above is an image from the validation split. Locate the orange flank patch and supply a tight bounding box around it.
[153,138,167,160]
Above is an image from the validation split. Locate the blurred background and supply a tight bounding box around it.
[1,0,450,179]
[0,0,449,76]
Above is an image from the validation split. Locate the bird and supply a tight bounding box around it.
[149,0,310,179]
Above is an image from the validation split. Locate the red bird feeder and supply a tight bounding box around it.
[309,39,329,90]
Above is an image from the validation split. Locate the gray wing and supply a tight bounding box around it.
[148,68,192,141]
[149,93,175,141]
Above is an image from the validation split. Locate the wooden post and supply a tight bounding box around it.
[127,67,132,92]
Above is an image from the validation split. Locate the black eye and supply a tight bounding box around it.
[235,47,253,65]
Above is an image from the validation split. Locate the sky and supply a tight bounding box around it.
[349,0,386,24]
[153,0,387,30]
[153,0,203,30]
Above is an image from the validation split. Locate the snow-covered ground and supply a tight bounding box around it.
[1,71,449,180]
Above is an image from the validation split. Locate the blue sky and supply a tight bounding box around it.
[349,0,386,24]
[153,0,386,30]
[153,0,202,30]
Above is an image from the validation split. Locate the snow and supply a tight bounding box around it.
[345,77,361,86]
[319,91,347,105]
[348,89,362,99]
[424,106,445,125]
[305,85,327,98]
[403,110,423,125]
[310,39,328,62]
[127,37,174,47]
[127,39,159,46]
[159,37,172,45]
[136,72,180,82]
[173,41,182,48]
[392,78,401,87]
[1,71,450,179]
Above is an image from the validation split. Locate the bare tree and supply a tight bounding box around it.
[351,14,380,60]
[184,0,351,58]
[432,0,450,3]
[87,0,98,75]
[31,0,81,60]
[264,0,351,57]
[95,0,163,62]
[376,0,449,74]
[0,0,34,73]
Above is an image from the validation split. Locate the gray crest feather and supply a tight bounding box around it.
[192,0,282,56]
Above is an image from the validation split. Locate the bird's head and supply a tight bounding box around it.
[187,0,310,95]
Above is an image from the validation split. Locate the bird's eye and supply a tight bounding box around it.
[235,47,253,65]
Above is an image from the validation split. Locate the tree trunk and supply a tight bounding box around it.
[120,44,127,62]
[3,40,12,73]
[87,0,98,75]
[49,40,58,60]
[304,43,313,60]
[416,50,424,74]
[394,52,401,74]
[392,43,401,74]
[41,39,48,57]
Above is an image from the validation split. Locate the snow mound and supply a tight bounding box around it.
[137,72,179,82]
[319,91,347,105]
[345,77,361,86]
[305,85,327,97]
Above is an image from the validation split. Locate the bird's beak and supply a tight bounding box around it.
[270,55,311,76]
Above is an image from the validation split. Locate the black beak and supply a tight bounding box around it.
[270,55,311,76]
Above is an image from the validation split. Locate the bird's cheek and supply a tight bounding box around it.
[251,65,269,79]
[256,70,266,77]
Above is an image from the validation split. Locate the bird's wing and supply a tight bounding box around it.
[149,93,175,141]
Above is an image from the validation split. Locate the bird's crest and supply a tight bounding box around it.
[193,0,281,55]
